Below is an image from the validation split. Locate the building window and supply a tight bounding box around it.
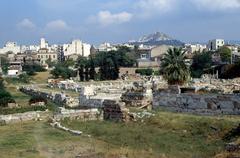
[141,54,148,59]
[53,55,55,59]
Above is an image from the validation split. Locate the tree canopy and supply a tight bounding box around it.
[217,46,231,63]
[160,48,190,85]
[191,51,213,78]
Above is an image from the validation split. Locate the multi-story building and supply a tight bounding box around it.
[207,39,225,51]
[0,42,21,54]
[185,44,207,54]
[137,45,173,67]
[98,42,117,52]
[63,39,91,58]
[37,49,58,66]
[40,38,49,49]
[226,45,240,63]
[7,61,22,76]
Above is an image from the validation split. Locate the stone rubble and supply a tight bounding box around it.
[50,121,83,135]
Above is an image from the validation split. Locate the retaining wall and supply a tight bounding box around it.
[153,92,240,115]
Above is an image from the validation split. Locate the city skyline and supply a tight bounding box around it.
[0,0,240,46]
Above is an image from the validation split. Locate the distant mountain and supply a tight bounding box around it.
[129,32,184,46]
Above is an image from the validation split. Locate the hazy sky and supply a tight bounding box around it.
[0,0,240,46]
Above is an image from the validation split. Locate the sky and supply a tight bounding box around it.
[0,0,240,46]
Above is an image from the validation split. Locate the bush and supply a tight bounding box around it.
[27,70,37,76]
[220,62,240,79]
[18,74,31,83]
[23,64,46,73]
[135,68,153,76]
[51,65,76,79]
[153,70,160,76]
[0,89,15,107]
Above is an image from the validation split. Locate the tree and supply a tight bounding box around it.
[22,63,46,76]
[18,74,31,83]
[98,52,120,81]
[220,61,240,79]
[50,63,76,79]
[89,56,96,80]
[76,56,88,81]
[116,46,136,67]
[0,78,15,107]
[160,48,190,85]
[191,51,213,78]
[46,58,57,68]
[218,46,231,63]
[0,56,10,75]
[63,59,75,67]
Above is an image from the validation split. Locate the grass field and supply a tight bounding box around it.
[60,111,240,158]
[32,71,51,84]
[0,110,239,158]
[5,84,31,106]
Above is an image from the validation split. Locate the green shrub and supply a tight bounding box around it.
[23,64,46,73]
[0,89,15,107]
[18,74,31,83]
[153,70,160,76]
[135,68,153,76]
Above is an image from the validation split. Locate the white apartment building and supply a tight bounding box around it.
[20,45,40,53]
[98,42,117,52]
[82,43,91,57]
[207,39,225,51]
[37,49,58,65]
[40,38,49,49]
[185,44,207,54]
[0,42,21,54]
[64,40,91,57]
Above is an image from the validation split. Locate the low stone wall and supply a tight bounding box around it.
[20,86,80,108]
[121,92,152,108]
[153,92,240,115]
[79,94,104,108]
[54,108,102,121]
[0,111,50,124]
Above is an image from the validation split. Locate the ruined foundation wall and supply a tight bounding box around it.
[20,87,80,108]
[0,111,50,124]
[153,92,240,115]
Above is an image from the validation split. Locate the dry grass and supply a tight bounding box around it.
[0,111,240,158]
[5,84,31,107]
[32,71,51,84]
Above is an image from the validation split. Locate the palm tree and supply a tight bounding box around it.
[160,47,190,85]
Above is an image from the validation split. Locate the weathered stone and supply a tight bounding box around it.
[103,100,129,122]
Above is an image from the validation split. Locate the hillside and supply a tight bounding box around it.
[129,32,184,46]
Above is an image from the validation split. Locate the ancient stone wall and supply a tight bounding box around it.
[0,111,50,124]
[103,100,129,122]
[54,108,103,121]
[20,87,80,108]
[153,92,240,115]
